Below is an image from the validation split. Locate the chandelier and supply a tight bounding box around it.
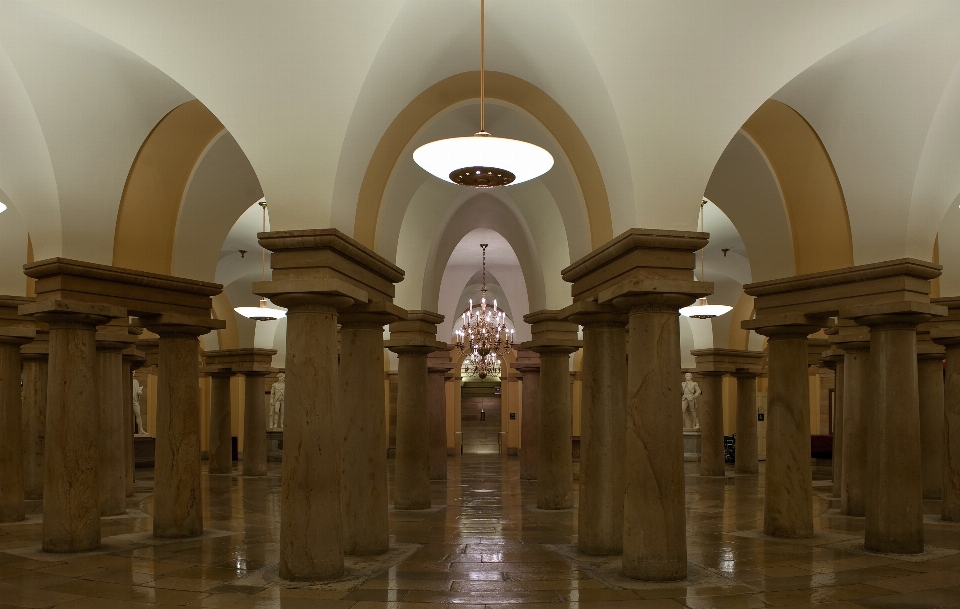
[412,0,554,188]
[455,244,514,379]
[680,198,733,319]
[235,201,286,322]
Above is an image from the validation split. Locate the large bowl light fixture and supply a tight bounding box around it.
[412,0,553,188]
[234,201,286,322]
[680,198,733,320]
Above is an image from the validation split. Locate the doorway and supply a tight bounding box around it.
[460,381,502,454]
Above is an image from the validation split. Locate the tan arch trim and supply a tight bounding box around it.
[742,100,854,275]
[354,71,612,250]
[113,100,224,274]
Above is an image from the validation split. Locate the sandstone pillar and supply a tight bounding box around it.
[140,319,221,539]
[20,300,125,552]
[242,371,270,477]
[820,345,845,498]
[934,336,960,521]
[511,350,541,480]
[562,304,625,555]
[745,321,822,539]
[734,373,760,474]
[387,311,444,511]
[835,333,870,517]
[21,333,49,500]
[122,344,145,497]
[255,228,403,581]
[427,349,453,480]
[845,303,943,554]
[339,305,401,555]
[96,327,136,516]
[0,329,34,522]
[697,372,726,477]
[207,371,234,474]
[522,311,580,511]
[917,340,945,500]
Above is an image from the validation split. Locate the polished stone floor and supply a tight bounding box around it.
[3,455,960,608]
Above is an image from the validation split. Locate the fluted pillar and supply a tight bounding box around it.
[562,303,626,555]
[207,371,234,475]
[917,340,945,500]
[21,333,49,500]
[0,329,34,523]
[20,300,125,552]
[339,309,395,555]
[734,372,760,474]
[511,351,541,480]
[96,328,135,517]
[845,303,943,554]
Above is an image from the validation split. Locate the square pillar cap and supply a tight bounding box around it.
[839,300,947,324]
[20,299,127,324]
[690,348,764,374]
[339,300,407,326]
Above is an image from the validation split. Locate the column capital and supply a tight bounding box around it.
[557,299,627,327]
[0,326,37,347]
[386,310,445,355]
[135,313,225,337]
[819,346,845,368]
[201,348,278,376]
[20,299,126,327]
[840,300,947,329]
[96,321,139,352]
[742,312,827,339]
[510,349,541,375]
[339,301,406,327]
[520,310,581,355]
[829,320,871,353]
[426,347,455,375]
[21,330,50,360]
[690,347,764,376]
[0,295,45,331]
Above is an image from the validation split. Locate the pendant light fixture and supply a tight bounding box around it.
[455,244,514,379]
[680,199,733,320]
[413,0,554,187]
[235,201,286,322]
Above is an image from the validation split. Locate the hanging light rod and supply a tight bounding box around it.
[680,198,732,320]
[412,0,554,188]
[235,201,286,322]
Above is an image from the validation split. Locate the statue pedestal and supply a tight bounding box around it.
[683,429,701,462]
[267,429,283,462]
[134,435,156,468]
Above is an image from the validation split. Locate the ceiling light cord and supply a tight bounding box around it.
[480,0,485,134]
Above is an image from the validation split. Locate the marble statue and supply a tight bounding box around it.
[133,377,146,434]
[269,373,285,429]
[681,372,701,430]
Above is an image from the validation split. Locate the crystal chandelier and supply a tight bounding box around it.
[680,198,733,319]
[455,244,514,379]
[412,0,554,188]
[235,201,286,322]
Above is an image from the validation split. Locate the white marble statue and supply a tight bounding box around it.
[269,373,285,429]
[133,377,146,434]
[681,372,701,430]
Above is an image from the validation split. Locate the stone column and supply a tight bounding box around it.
[21,333,49,500]
[242,371,270,477]
[20,300,125,552]
[96,328,135,517]
[206,370,234,475]
[0,329,34,522]
[697,371,726,477]
[615,296,693,580]
[122,345,145,497]
[734,372,760,474]
[511,350,541,480]
[820,345,844,498]
[745,320,822,539]
[387,311,444,511]
[522,311,580,512]
[339,306,400,555]
[141,319,220,539]
[933,334,960,521]
[563,305,626,555]
[255,227,404,581]
[835,333,870,517]
[917,340,945,500]
[427,349,453,481]
[845,303,943,554]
